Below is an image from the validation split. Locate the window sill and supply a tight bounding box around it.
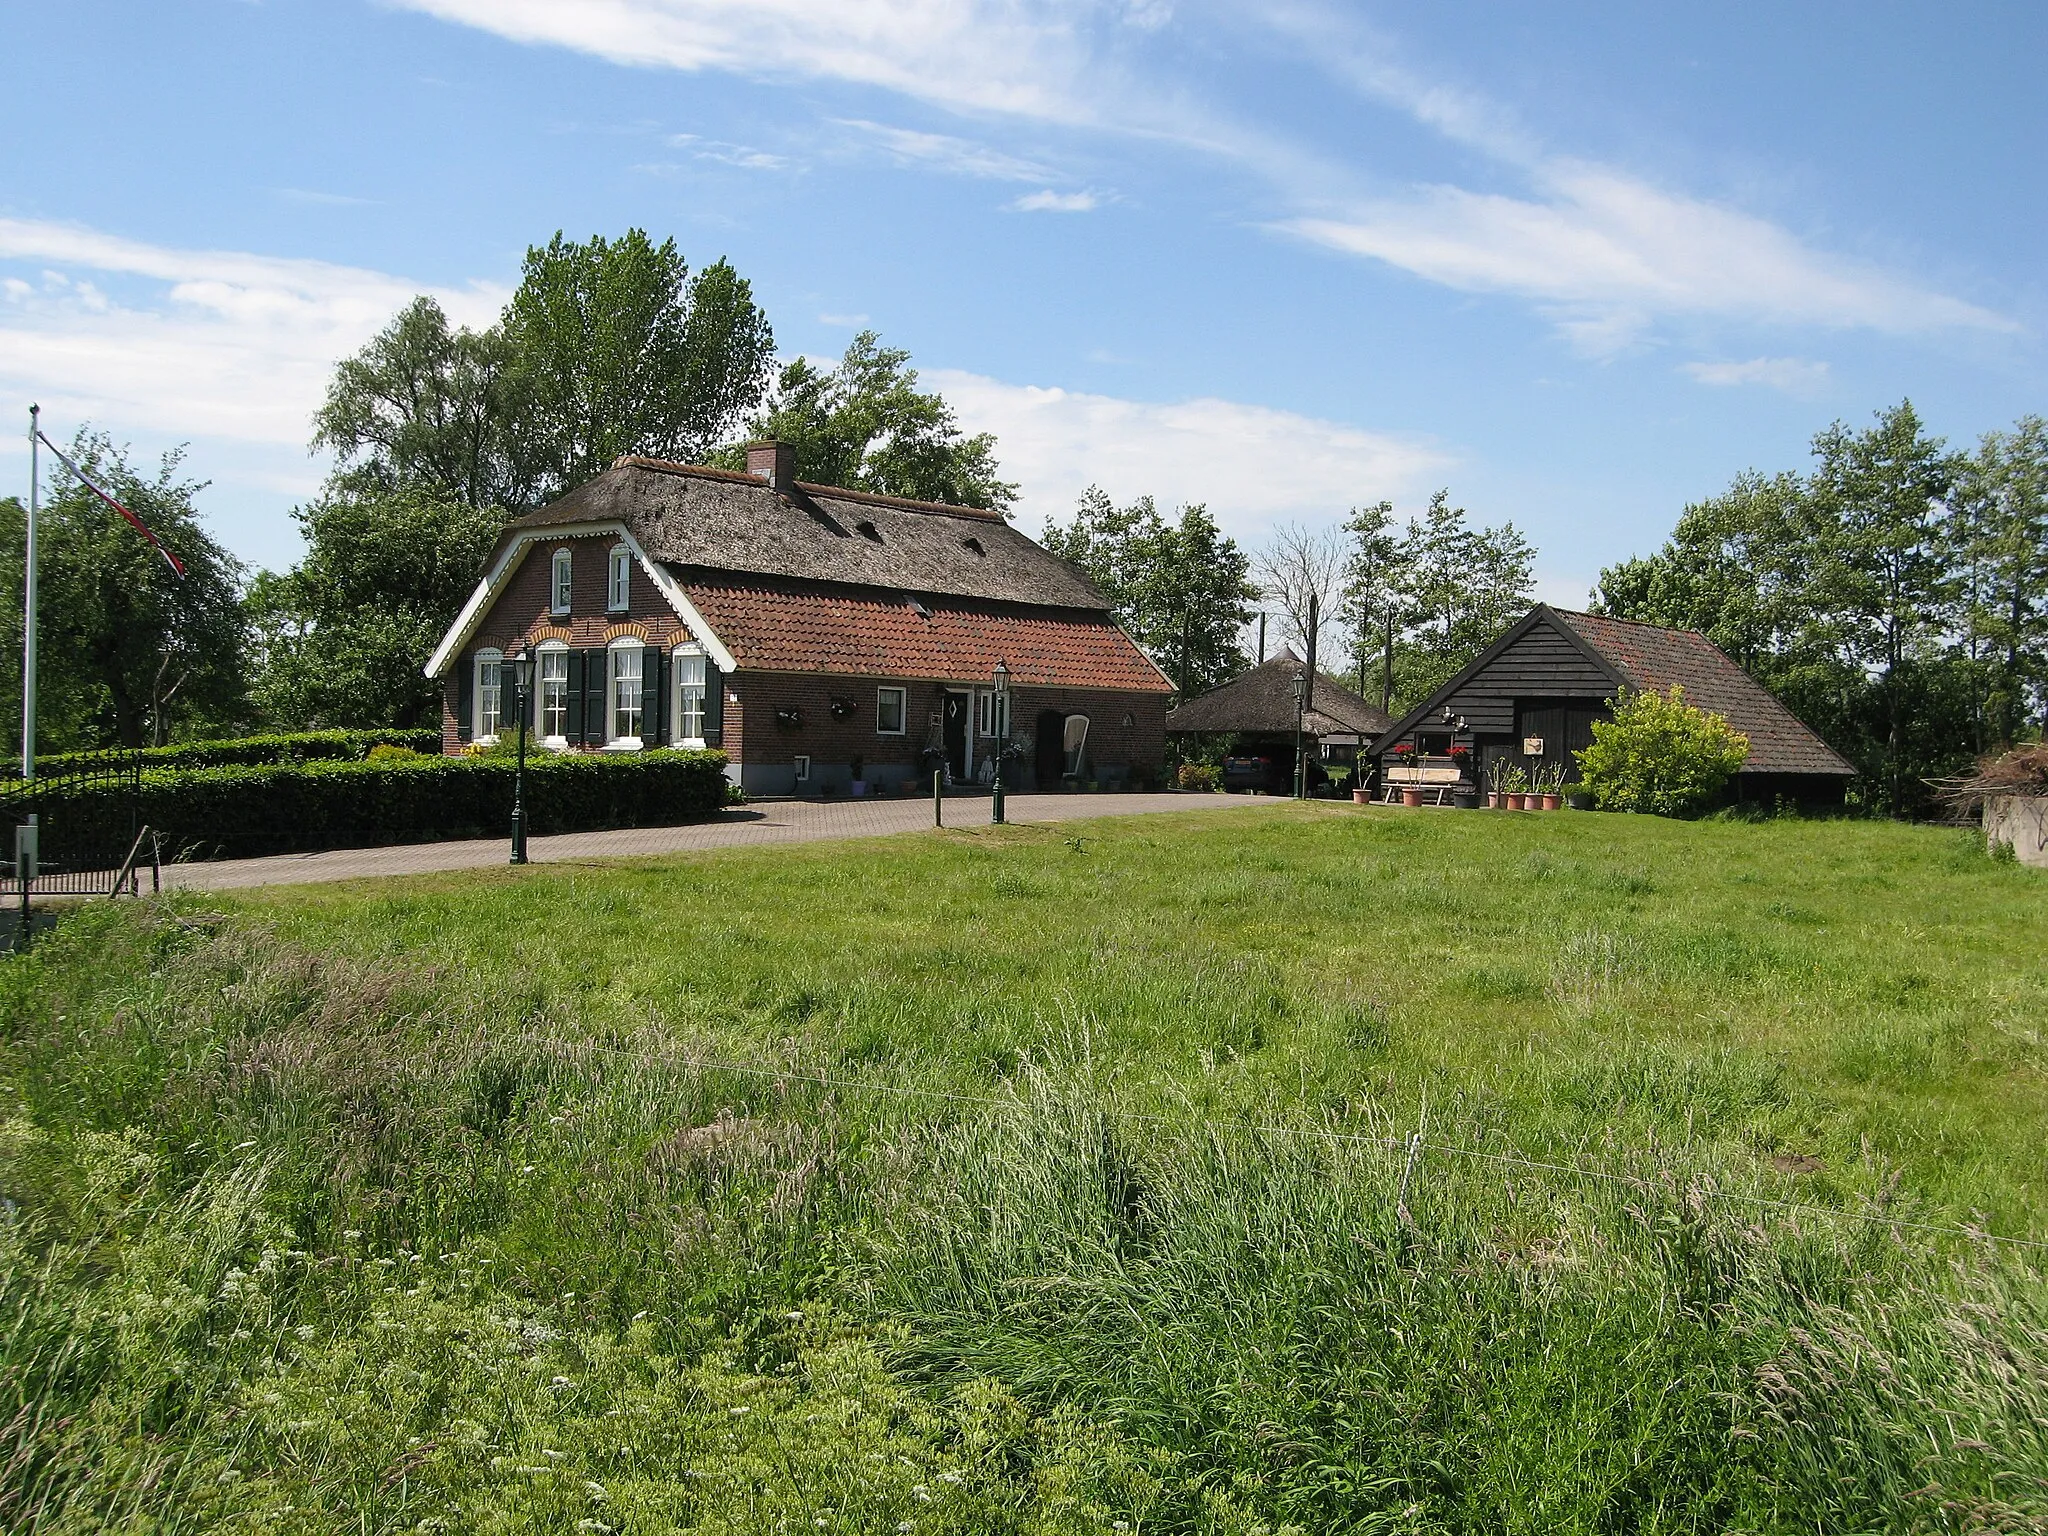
[550,606,571,618]
[674,737,707,750]
[603,739,645,752]
[474,734,499,748]
[542,736,570,752]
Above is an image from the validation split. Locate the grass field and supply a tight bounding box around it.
[5,804,2048,1532]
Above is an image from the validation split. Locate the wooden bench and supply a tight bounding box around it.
[1380,763,1467,806]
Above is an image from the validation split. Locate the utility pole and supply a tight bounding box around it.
[22,405,38,781]
[1257,613,1266,665]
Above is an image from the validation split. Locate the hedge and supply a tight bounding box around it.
[30,750,730,859]
[29,729,443,777]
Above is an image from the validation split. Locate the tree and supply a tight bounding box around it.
[729,332,1017,514]
[1950,417,2048,746]
[1576,686,1750,816]
[507,230,774,501]
[0,434,246,753]
[1042,488,1256,694]
[1255,523,1346,664]
[247,489,502,730]
[1338,500,1404,709]
[1805,401,1960,812]
[313,296,528,510]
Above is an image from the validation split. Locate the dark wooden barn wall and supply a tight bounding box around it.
[1434,621,1614,733]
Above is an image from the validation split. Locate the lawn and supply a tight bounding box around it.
[4,804,2047,1533]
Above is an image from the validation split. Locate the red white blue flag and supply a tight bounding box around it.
[34,429,187,577]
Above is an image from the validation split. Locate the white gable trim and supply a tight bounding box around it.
[422,520,738,679]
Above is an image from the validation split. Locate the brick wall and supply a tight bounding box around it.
[723,670,1167,794]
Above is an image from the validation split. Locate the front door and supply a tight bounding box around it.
[942,691,970,782]
[1034,710,1064,787]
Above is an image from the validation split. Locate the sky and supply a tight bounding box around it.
[1,0,2042,607]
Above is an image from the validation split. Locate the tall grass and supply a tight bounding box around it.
[3,807,2047,1530]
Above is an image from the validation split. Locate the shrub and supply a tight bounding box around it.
[362,743,423,764]
[27,728,441,777]
[1577,686,1749,816]
[1177,762,1219,792]
[32,750,730,858]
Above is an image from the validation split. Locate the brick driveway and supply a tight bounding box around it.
[158,790,1274,892]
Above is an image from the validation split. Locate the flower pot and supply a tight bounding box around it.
[1401,788,1424,808]
[1541,793,1561,811]
[1487,792,1502,809]
[1352,788,1368,804]
[850,781,867,798]
[1506,792,1525,810]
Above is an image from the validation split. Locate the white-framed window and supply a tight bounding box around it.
[473,648,503,741]
[974,687,1010,739]
[1062,714,1091,777]
[672,645,707,747]
[551,549,572,615]
[608,639,644,746]
[607,544,631,612]
[538,642,570,744]
[877,686,907,736]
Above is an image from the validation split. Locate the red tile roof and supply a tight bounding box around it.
[682,580,1173,692]
[1553,609,1855,776]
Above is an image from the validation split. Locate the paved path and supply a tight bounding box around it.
[158,791,1273,892]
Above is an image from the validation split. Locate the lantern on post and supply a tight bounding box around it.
[509,649,534,865]
[1291,666,1308,800]
[990,658,1011,825]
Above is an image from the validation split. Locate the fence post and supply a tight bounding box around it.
[933,769,944,827]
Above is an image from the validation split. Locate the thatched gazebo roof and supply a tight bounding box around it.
[1166,653,1393,738]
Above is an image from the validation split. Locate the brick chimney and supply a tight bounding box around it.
[746,439,796,494]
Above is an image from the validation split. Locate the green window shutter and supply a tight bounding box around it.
[586,651,609,746]
[703,661,723,746]
[564,651,584,742]
[456,660,473,742]
[641,649,663,746]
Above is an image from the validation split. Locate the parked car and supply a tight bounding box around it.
[1223,753,1327,794]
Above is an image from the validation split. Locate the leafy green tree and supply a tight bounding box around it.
[1949,417,2048,746]
[729,331,1017,514]
[508,230,774,501]
[0,434,247,753]
[1576,686,1750,816]
[1338,500,1403,709]
[1042,488,1256,694]
[246,489,502,730]
[313,295,528,510]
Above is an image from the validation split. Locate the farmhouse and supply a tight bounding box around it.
[1367,604,1855,806]
[423,442,1172,796]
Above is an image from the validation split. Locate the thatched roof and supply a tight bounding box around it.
[1167,653,1395,737]
[507,458,1108,612]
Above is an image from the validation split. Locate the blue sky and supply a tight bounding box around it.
[2,1,2042,606]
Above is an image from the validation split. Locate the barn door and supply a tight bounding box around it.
[942,692,969,782]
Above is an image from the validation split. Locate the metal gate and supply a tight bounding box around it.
[1,751,158,946]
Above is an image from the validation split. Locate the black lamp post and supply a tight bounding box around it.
[509,649,532,865]
[1291,666,1308,800]
[990,658,1010,825]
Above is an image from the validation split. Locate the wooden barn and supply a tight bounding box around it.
[1167,654,1393,792]
[1366,605,1855,806]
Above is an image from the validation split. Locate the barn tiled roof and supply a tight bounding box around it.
[1552,609,1854,776]
[1166,653,1394,737]
[508,458,1108,611]
[680,579,1173,693]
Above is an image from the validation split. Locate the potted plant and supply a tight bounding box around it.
[1485,758,1510,809]
[1536,763,1564,811]
[1502,762,1528,810]
[849,754,866,798]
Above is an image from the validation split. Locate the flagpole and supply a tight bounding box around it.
[22,404,36,782]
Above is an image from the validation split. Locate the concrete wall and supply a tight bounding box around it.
[1986,794,2048,869]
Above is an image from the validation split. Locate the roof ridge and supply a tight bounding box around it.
[1551,605,1692,633]
[612,456,766,486]
[795,480,1005,522]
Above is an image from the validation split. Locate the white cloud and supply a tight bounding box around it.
[1283,163,2011,352]
[834,119,1055,182]
[1681,356,1831,395]
[0,217,506,448]
[818,311,872,327]
[928,368,1446,544]
[1010,189,1099,212]
[666,133,790,170]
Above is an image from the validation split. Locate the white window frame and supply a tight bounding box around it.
[1062,713,1091,777]
[551,548,573,615]
[974,687,1009,740]
[473,648,503,743]
[537,641,570,747]
[876,686,907,736]
[671,643,707,749]
[607,544,632,612]
[606,638,645,749]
